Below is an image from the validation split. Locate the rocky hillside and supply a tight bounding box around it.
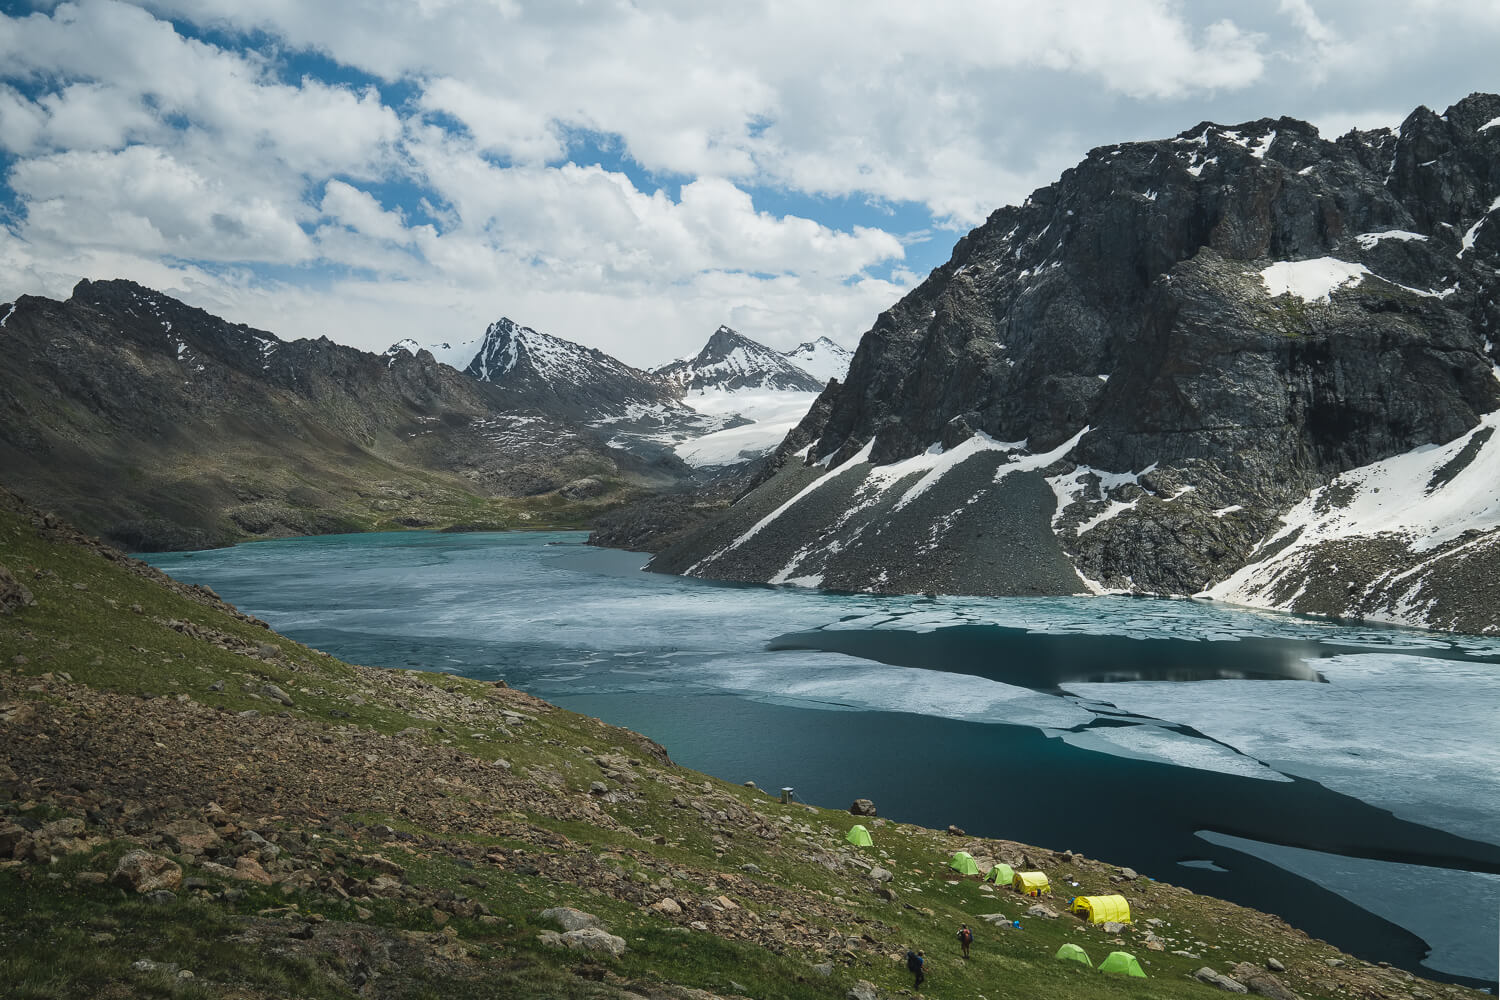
[0,281,684,550]
[650,94,1500,633]
[1,490,1486,1000]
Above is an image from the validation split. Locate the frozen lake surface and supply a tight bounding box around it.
[146,531,1500,985]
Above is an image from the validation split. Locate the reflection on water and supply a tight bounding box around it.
[769,624,1331,689]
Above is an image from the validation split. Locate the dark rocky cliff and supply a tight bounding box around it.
[651,94,1500,632]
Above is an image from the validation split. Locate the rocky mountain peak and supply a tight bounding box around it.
[654,326,826,394]
[649,93,1500,634]
[392,315,687,433]
[781,336,853,385]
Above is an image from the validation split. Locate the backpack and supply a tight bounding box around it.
[906,951,922,972]
[958,927,972,944]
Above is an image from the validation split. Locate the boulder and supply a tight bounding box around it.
[868,867,893,883]
[232,857,274,885]
[1102,920,1127,933]
[540,906,603,932]
[1195,967,1249,993]
[1026,903,1059,919]
[850,799,877,816]
[0,824,27,857]
[260,684,294,707]
[41,817,83,839]
[847,981,880,1000]
[539,926,626,958]
[0,564,35,615]
[1232,963,1302,1000]
[160,820,219,854]
[111,851,182,893]
[650,898,682,916]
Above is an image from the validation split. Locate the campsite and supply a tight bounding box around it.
[824,816,1416,999]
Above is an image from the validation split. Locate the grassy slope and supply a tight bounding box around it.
[0,493,1482,1000]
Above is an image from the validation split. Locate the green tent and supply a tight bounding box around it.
[1099,951,1147,978]
[846,824,873,847]
[1055,943,1092,967]
[986,862,1015,885]
[949,851,980,875]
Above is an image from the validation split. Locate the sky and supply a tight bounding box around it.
[1,1,1498,368]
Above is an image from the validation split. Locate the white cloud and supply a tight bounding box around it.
[12,145,315,262]
[1,0,1498,368]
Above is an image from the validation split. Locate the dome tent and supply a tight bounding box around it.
[846,824,873,847]
[1099,951,1147,977]
[1013,870,1050,895]
[949,851,980,875]
[1055,943,1092,967]
[1071,894,1130,924]
[986,862,1015,885]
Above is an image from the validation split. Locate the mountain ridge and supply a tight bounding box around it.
[648,93,1500,633]
[0,279,684,550]
[654,325,830,394]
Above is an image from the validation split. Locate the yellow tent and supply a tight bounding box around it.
[1013,871,1050,895]
[1071,894,1131,924]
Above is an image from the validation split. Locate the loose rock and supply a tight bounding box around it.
[111,851,182,894]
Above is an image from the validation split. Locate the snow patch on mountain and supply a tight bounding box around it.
[1260,258,1371,303]
[1354,230,1427,249]
[1458,196,1500,257]
[388,335,484,372]
[1210,410,1500,626]
[672,389,821,468]
[685,439,879,575]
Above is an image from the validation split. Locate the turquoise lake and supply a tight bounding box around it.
[144,530,1500,986]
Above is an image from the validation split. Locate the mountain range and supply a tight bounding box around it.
[390,320,852,469]
[0,280,685,550]
[649,93,1500,634]
[0,279,848,550]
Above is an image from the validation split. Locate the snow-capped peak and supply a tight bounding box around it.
[782,336,853,384]
[654,326,827,394]
[384,334,485,372]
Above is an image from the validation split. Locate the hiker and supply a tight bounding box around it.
[906,948,926,990]
[957,922,972,958]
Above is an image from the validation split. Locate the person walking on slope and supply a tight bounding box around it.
[957,922,973,959]
[906,948,926,990]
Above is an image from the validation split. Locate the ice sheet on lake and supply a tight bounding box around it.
[1060,722,1292,782]
[1199,831,1500,982]
[707,654,1095,729]
[1066,654,1500,846]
